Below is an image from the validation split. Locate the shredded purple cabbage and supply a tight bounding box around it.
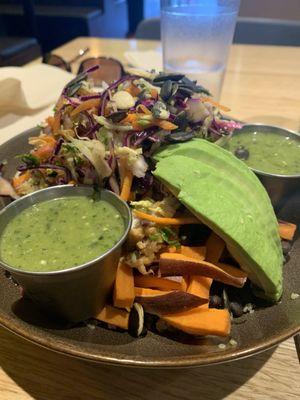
[213,119,243,132]
[75,112,99,139]
[63,65,100,95]
[17,164,71,181]
[48,137,64,163]
[133,127,159,147]
[77,122,99,139]
[84,64,101,74]
[123,131,135,147]
[175,97,187,109]
[86,123,100,139]
[75,166,97,184]
[109,175,120,194]
[108,140,117,171]
[80,94,101,101]
[81,110,94,127]
[54,138,64,155]
[133,173,153,196]
[134,131,149,147]
[147,135,160,143]
[57,177,68,185]
[63,95,81,106]
[141,99,155,108]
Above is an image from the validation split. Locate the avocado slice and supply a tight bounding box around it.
[153,139,283,301]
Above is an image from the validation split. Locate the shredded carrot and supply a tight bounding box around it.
[55,95,65,112]
[132,121,153,131]
[154,119,178,131]
[133,210,199,225]
[120,112,154,131]
[136,104,152,115]
[120,113,137,124]
[42,135,57,146]
[120,170,133,201]
[70,98,101,117]
[135,123,151,131]
[122,115,177,131]
[12,171,31,188]
[125,83,141,97]
[31,146,53,160]
[122,112,152,122]
[150,89,158,99]
[46,116,55,130]
[128,191,135,202]
[200,97,231,112]
[52,112,61,134]
[278,220,297,241]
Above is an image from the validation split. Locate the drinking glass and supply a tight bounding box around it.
[161,0,240,99]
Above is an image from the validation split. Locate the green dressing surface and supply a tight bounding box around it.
[226,131,300,175]
[0,196,124,272]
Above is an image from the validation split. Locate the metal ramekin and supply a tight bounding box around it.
[0,185,132,324]
[230,124,300,211]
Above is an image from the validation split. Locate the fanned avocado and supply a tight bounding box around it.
[153,139,283,301]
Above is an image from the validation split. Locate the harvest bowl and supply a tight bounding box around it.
[0,127,299,367]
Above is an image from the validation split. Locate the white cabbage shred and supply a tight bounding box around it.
[115,146,147,178]
[69,138,112,180]
[0,176,19,199]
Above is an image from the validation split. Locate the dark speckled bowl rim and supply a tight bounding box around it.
[0,312,299,368]
[0,127,299,368]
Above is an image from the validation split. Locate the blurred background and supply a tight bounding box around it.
[0,0,299,66]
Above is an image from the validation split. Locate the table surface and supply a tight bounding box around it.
[1,37,300,400]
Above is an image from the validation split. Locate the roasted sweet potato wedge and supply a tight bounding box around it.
[159,253,247,288]
[135,290,206,315]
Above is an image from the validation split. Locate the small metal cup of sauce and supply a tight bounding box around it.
[228,124,300,211]
[0,185,132,324]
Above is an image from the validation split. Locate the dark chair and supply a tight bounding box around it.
[234,17,300,46]
[135,17,160,40]
[0,36,41,66]
[1,1,134,52]
[135,16,300,46]
[0,7,41,67]
[0,6,104,53]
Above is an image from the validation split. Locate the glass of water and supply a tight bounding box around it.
[161,0,240,99]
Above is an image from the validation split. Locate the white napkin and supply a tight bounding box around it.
[124,50,163,72]
[0,64,74,146]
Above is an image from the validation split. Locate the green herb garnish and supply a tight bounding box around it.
[160,227,181,248]
[16,153,40,167]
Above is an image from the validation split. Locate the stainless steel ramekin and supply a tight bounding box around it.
[0,185,132,323]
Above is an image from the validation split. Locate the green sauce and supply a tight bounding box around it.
[226,131,300,175]
[0,196,125,272]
